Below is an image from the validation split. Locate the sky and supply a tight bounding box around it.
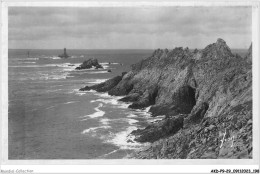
[8,6,252,49]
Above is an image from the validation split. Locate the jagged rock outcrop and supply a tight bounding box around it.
[75,58,103,70]
[80,76,122,92]
[80,39,252,159]
[131,115,185,143]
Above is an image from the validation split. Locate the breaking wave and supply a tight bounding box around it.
[81,126,111,134]
[81,103,105,119]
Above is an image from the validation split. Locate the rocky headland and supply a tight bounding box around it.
[80,39,252,159]
[76,58,103,70]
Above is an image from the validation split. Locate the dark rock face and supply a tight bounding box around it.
[128,86,158,109]
[131,115,185,143]
[184,102,208,126]
[132,101,252,159]
[76,58,103,70]
[80,76,122,92]
[79,39,252,159]
[119,93,140,102]
[129,40,252,159]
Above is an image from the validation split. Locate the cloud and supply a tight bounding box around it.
[8,6,251,49]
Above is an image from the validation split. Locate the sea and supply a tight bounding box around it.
[8,48,247,159]
[8,49,159,159]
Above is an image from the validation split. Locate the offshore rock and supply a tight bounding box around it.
[75,58,103,70]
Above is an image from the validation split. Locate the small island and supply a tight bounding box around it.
[75,58,103,70]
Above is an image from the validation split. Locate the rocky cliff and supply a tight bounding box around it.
[80,39,252,159]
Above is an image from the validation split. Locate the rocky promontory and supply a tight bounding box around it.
[80,39,252,159]
[76,58,103,70]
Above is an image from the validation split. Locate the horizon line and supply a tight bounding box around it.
[8,48,249,50]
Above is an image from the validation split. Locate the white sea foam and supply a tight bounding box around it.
[71,89,96,96]
[87,79,108,84]
[95,92,112,98]
[83,103,105,118]
[127,113,138,118]
[24,62,36,64]
[40,56,61,60]
[66,75,75,78]
[91,92,131,109]
[63,101,80,105]
[51,56,61,60]
[100,62,119,65]
[100,149,119,158]
[50,84,64,88]
[85,71,108,74]
[39,73,69,80]
[99,62,119,69]
[134,106,152,117]
[16,58,39,61]
[81,126,111,134]
[9,65,44,68]
[116,103,131,109]
[100,118,110,125]
[9,63,76,69]
[100,62,109,65]
[46,106,56,110]
[147,115,165,123]
[107,126,144,149]
[80,118,89,121]
[127,118,138,125]
[57,63,81,72]
[144,106,151,112]
[27,58,39,60]
[105,118,138,126]
[46,89,63,93]
[95,98,119,105]
[102,65,109,69]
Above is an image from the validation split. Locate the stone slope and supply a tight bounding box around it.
[80,39,252,159]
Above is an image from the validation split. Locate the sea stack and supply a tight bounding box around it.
[58,48,69,58]
[75,58,103,70]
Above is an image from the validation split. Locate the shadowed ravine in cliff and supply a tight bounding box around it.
[80,39,252,159]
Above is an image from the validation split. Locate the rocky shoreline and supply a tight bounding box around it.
[80,39,252,159]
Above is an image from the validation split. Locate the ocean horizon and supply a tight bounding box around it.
[8,49,155,159]
[8,48,249,159]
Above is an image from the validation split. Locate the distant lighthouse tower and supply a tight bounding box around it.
[58,47,69,58]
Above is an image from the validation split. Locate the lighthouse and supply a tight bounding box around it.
[58,48,69,58]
